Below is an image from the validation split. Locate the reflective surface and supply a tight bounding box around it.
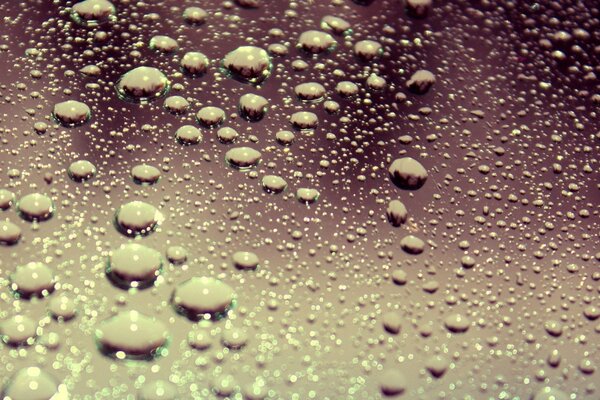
[0,0,599,398]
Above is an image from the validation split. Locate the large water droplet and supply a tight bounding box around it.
[115,67,170,103]
[10,262,55,299]
[17,193,55,222]
[106,243,162,289]
[114,201,162,237]
[222,46,272,84]
[95,311,169,360]
[1,367,64,400]
[171,277,235,321]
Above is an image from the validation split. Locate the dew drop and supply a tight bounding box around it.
[114,201,162,237]
[95,311,169,360]
[106,243,162,289]
[171,277,235,321]
[116,67,171,103]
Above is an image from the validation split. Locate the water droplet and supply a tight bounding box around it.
[298,30,337,54]
[166,246,188,265]
[222,46,272,84]
[1,367,63,400]
[232,251,259,270]
[181,52,209,76]
[52,100,91,127]
[48,295,78,321]
[294,82,326,102]
[106,243,162,289]
[196,106,225,128]
[262,175,287,194]
[378,369,406,396]
[175,125,202,145]
[239,93,268,121]
[0,315,37,346]
[388,157,428,190]
[138,380,178,400]
[0,220,21,245]
[386,200,408,227]
[116,67,170,103]
[149,35,178,53]
[114,201,162,237]
[532,387,569,400]
[444,313,470,333]
[17,193,54,222]
[182,7,208,25]
[406,70,436,94]
[171,277,235,321]
[290,111,318,131]
[217,127,238,143]
[0,189,15,210]
[131,164,161,185]
[95,310,169,360]
[68,160,96,182]
[11,262,55,299]
[71,0,116,27]
[296,188,320,204]
[400,235,425,255]
[225,147,262,170]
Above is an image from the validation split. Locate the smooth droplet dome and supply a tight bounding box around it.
[388,157,428,190]
[406,69,436,94]
[296,188,320,204]
[52,100,91,126]
[400,234,425,255]
[223,46,272,84]
[532,387,569,400]
[232,251,259,270]
[95,310,169,360]
[181,51,209,75]
[183,7,208,25]
[262,175,287,194]
[0,220,22,245]
[106,243,162,289]
[114,201,162,237]
[354,39,382,60]
[17,193,54,222]
[71,0,116,26]
[11,262,55,298]
[138,380,178,400]
[290,111,318,131]
[171,277,235,320]
[0,189,15,209]
[217,127,238,143]
[48,295,78,321]
[298,30,337,54]
[295,82,326,102]
[131,164,161,185]
[68,160,96,181]
[149,35,178,53]
[116,67,170,103]
[175,125,202,145]
[166,246,188,265]
[386,200,408,227]
[164,95,189,114]
[1,367,63,400]
[444,313,470,333]
[0,315,38,346]
[378,369,407,396]
[239,93,269,121]
[321,15,351,35]
[196,106,225,128]
[225,147,262,170]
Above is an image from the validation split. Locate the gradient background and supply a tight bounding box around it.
[0,0,599,398]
